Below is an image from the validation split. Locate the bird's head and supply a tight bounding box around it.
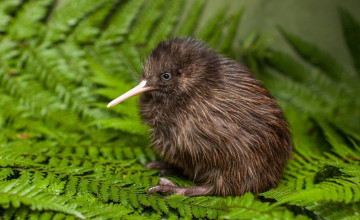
[107,38,221,108]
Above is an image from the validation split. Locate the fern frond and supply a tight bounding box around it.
[97,0,146,46]
[7,0,53,40]
[221,193,309,220]
[323,161,360,178]
[317,120,360,159]
[264,47,360,138]
[260,70,329,114]
[90,118,148,136]
[0,175,84,219]
[220,8,243,53]
[266,50,346,104]
[0,168,14,180]
[339,7,360,74]
[147,0,185,50]
[262,151,360,219]
[175,0,206,36]
[282,177,360,204]
[197,7,227,46]
[128,0,167,45]
[0,150,44,168]
[279,28,360,98]
[279,28,352,81]
[44,0,109,43]
[69,1,114,44]
[282,106,329,157]
[0,0,22,33]
[24,45,102,120]
[307,201,360,220]
[79,202,133,219]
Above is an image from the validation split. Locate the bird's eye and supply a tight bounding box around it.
[161,73,171,80]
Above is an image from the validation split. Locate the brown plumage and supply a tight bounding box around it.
[107,37,293,196]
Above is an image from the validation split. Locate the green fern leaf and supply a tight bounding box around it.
[128,0,167,45]
[98,0,146,46]
[147,0,185,50]
[279,27,352,81]
[317,120,360,158]
[308,201,360,220]
[222,193,309,220]
[220,8,243,53]
[175,0,206,36]
[7,0,53,40]
[90,118,148,136]
[0,168,14,180]
[197,7,227,46]
[69,1,114,44]
[44,0,110,43]
[0,0,22,32]
[0,177,84,219]
[339,7,360,74]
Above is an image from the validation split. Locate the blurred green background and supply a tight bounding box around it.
[59,0,360,67]
[199,0,360,68]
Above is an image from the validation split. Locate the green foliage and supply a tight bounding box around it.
[0,0,359,219]
[339,8,360,74]
[254,8,360,220]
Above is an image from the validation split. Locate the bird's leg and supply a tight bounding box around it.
[144,161,182,176]
[148,177,213,196]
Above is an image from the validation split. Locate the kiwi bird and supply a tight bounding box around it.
[107,37,293,196]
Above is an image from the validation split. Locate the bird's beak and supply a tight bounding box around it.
[107,80,153,107]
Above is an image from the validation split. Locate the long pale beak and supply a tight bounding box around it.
[107,80,153,107]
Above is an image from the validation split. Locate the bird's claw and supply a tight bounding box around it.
[147,177,185,195]
[147,177,213,196]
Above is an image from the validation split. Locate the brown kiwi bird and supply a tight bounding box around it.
[107,37,293,196]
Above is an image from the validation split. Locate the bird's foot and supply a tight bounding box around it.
[144,161,181,176]
[148,177,212,196]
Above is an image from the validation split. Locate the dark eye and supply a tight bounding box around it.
[161,73,171,80]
